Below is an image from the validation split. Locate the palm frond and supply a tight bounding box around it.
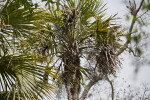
[0,1,60,99]
[0,54,58,100]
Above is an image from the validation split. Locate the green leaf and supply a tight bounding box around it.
[126,34,131,41]
[133,29,138,33]
[126,15,130,21]
[79,66,90,78]
[135,48,142,56]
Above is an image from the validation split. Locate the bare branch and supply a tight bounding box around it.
[80,76,103,100]
[138,10,149,18]
[106,75,114,100]
[136,0,145,15]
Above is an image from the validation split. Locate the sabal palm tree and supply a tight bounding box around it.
[34,0,123,100]
[0,0,59,99]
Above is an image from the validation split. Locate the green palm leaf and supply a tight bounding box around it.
[0,0,60,100]
[0,54,59,100]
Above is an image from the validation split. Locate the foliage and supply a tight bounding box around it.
[0,55,57,100]
[0,0,59,100]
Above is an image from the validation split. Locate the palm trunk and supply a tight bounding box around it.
[63,53,80,100]
[62,7,81,99]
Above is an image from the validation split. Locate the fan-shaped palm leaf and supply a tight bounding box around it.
[0,54,57,100]
[0,0,60,100]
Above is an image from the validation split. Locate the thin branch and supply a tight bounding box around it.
[129,0,145,35]
[117,0,145,56]
[106,75,114,100]
[136,0,145,15]
[138,10,149,18]
[80,76,102,100]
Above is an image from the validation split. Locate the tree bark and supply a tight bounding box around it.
[63,53,80,100]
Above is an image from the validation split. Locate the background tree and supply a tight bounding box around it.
[124,0,150,71]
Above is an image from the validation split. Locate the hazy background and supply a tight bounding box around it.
[105,0,150,86]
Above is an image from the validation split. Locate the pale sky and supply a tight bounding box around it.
[105,0,150,86]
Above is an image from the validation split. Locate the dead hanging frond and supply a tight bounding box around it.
[96,45,121,76]
[95,25,122,76]
[93,16,123,76]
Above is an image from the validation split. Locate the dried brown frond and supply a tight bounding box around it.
[96,45,121,76]
[94,22,122,76]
